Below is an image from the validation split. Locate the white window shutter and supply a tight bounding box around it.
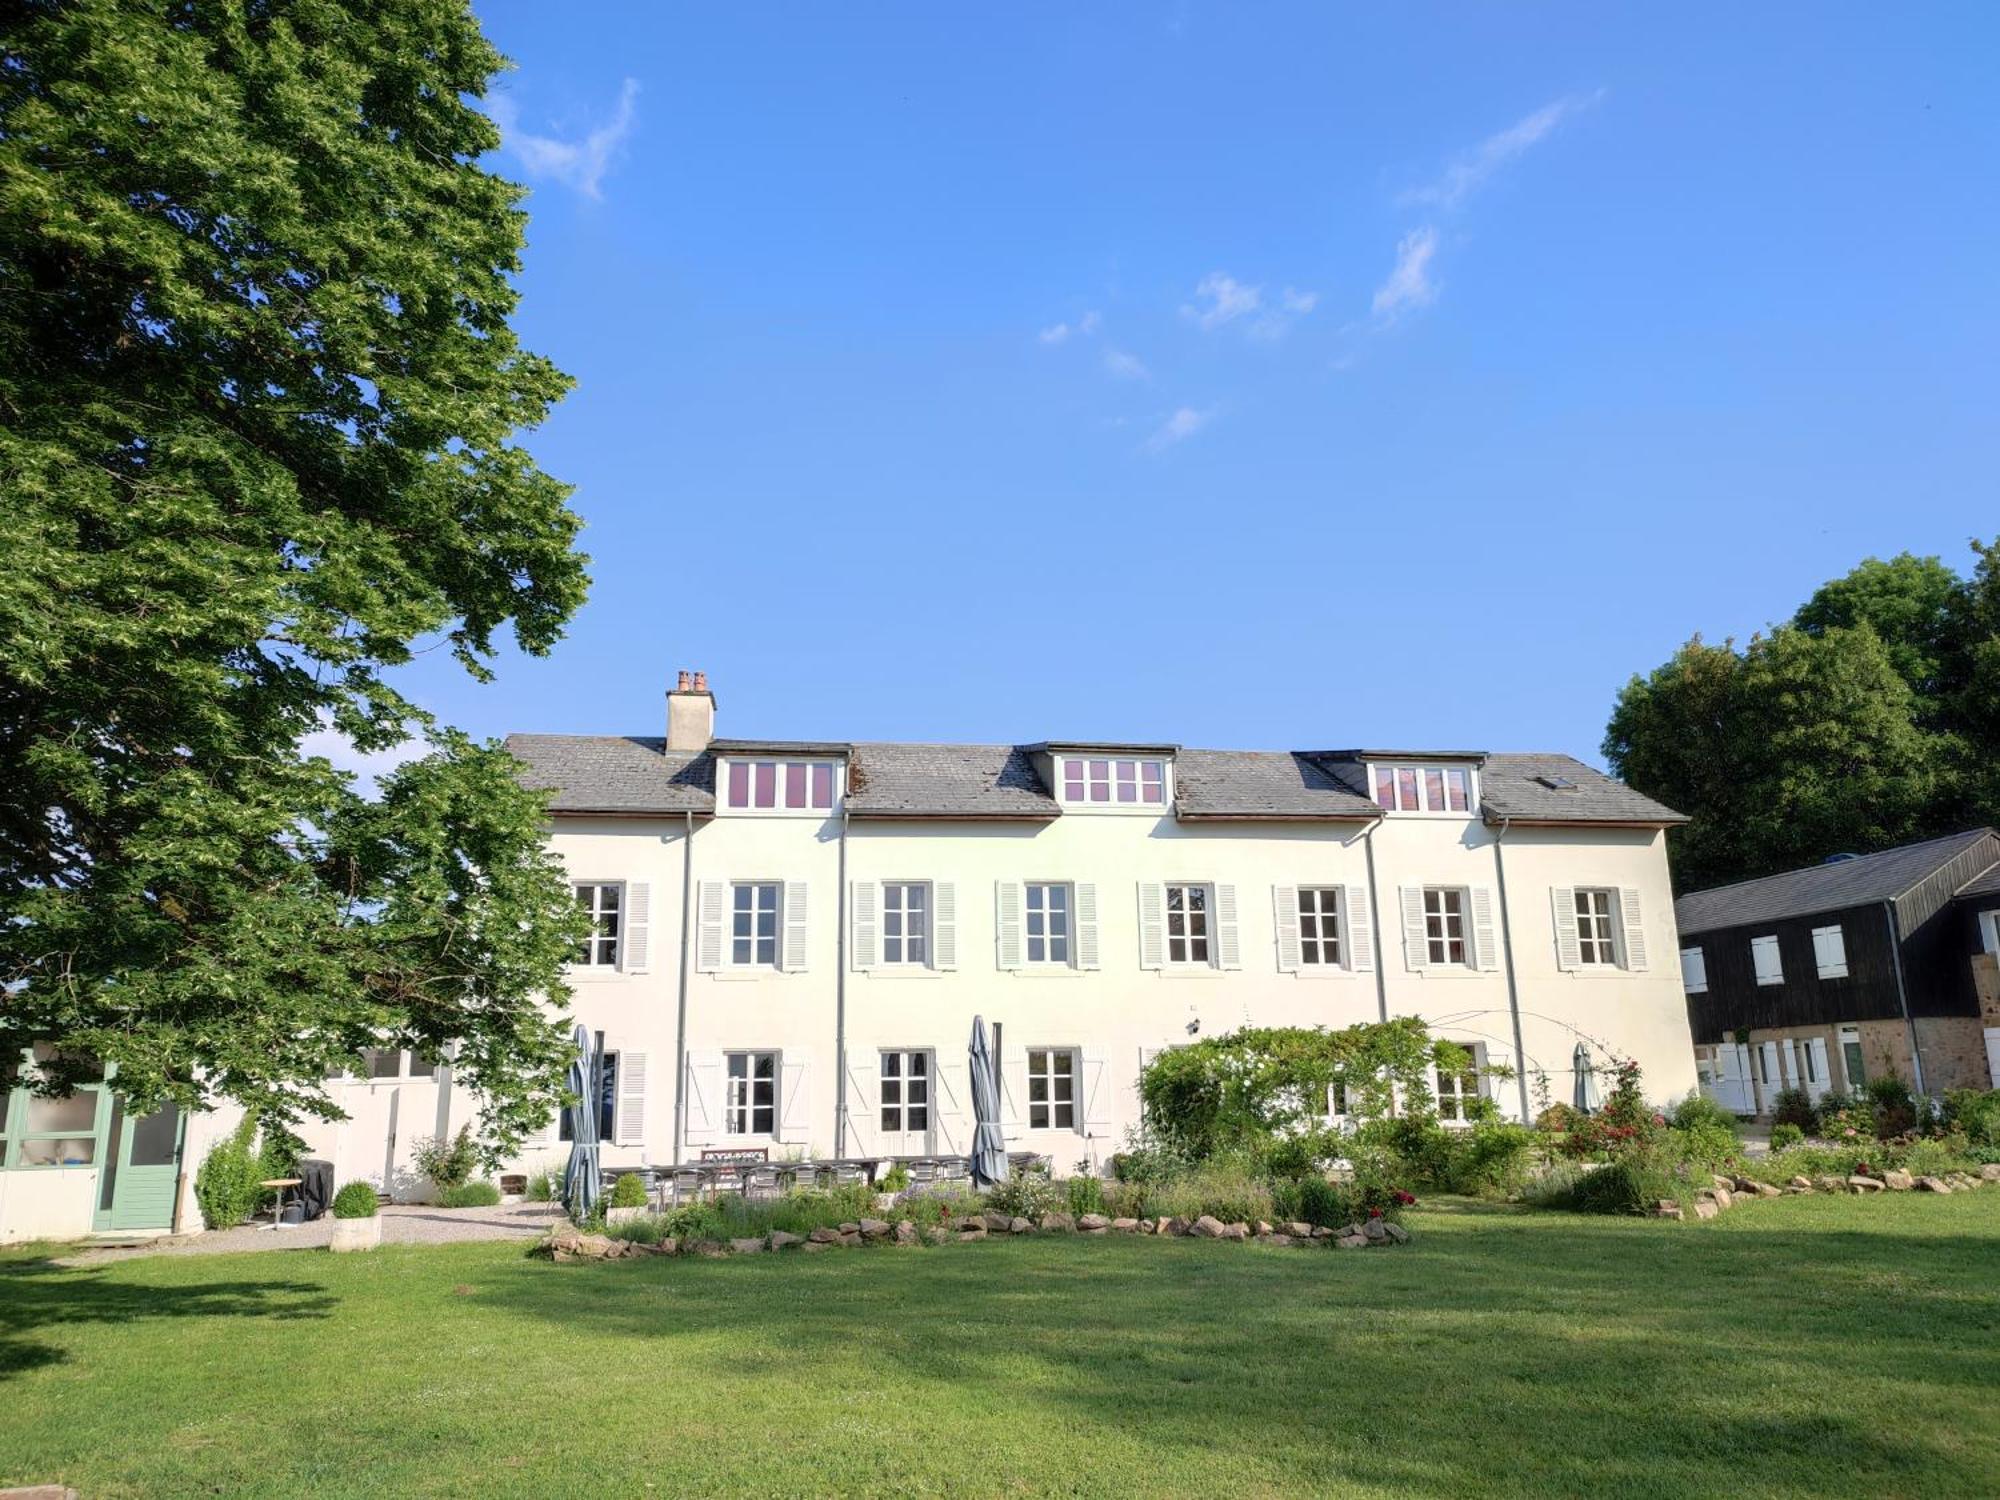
[1344,885,1374,972]
[1551,886,1580,971]
[782,881,809,972]
[696,883,725,973]
[622,883,651,973]
[683,1053,721,1145]
[1138,882,1166,969]
[1273,886,1301,973]
[1619,888,1648,971]
[1082,1048,1111,1136]
[851,880,879,970]
[1214,883,1241,970]
[1075,882,1100,970]
[1400,887,1428,971]
[1470,887,1499,972]
[995,881,1024,969]
[843,1053,877,1155]
[779,1059,810,1144]
[999,1048,1027,1132]
[615,1052,647,1145]
[931,1061,966,1154]
[933,881,957,970]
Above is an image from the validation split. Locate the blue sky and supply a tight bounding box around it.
[396,3,1997,766]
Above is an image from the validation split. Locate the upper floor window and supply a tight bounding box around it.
[1298,887,1344,966]
[1371,764,1473,814]
[575,883,621,968]
[731,882,781,968]
[881,882,929,966]
[1059,756,1166,807]
[1751,934,1783,986]
[1681,946,1708,994]
[1026,883,1071,965]
[1166,883,1211,965]
[1811,924,1849,980]
[723,759,836,812]
[1424,887,1468,966]
[1574,889,1620,966]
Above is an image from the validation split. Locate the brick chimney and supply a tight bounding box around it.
[666,668,715,751]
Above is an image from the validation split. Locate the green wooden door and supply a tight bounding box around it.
[93,1097,184,1232]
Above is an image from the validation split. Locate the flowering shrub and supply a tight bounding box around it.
[1769,1122,1806,1152]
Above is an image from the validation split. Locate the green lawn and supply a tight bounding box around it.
[4,1193,1998,1499]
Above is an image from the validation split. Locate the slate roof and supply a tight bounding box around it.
[1957,860,2000,900]
[846,743,1058,819]
[1174,750,1380,820]
[506,735,714,814]
[1674,829,2000,935]
[1477,753,1688,826]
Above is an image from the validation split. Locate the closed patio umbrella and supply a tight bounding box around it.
[1572,1041,1601,1116]
[563,1024,602,1220]
[969,1015,1009,1189]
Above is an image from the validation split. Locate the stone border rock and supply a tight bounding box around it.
[533,1210,1413,1263]
[1649,1162,2000,1221]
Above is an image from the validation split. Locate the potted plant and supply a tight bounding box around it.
[604,1171,650,1224]
[329,1180,383,1251]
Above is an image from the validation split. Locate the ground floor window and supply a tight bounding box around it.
[1839,1026,1865,1089]
[560,1050,617,1142]
[880,1050,930,1133]
[1435,1059,1481,1121]
[725,1051,778,1136]
[1028,1048,1078,1130]
[12,1084,102,1167]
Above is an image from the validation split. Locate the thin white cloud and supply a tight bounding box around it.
[1281,287,1319,314]
[1038,309,1101,345]
[1182,272,1262,331]
[489,78,640,200]
[1145,405,1213,452]
[1404,90,1605,210]
[1103,348,1150,381]
[1372,228,1439,319]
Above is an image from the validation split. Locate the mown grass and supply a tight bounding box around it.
[3,1191,1998,1498]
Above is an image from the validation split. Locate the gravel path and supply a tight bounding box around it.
[60,1200,563,1266]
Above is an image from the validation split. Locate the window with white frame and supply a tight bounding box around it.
[730,883,781,967]
[1025,883,1071,965]
[881,882,929,966]
[1811,924,1849,980]
[360,1048,438,1082]
[574,882,621,967]
[1435,1055,1482,1121]
[722,759,837,812]
[1371,764,1474,814]
[1297,887,1343,966]
[1574,889,1620,966]
[1027,1048,1079,1130]
[1058,756,1166,807]
[560,1050,616,1141]
[1424,887,1468,966]
[879,1050,930,1133]
[1165,884,1211,964]
[1328,1079,1351,1121]
[1751,934,1783,986]
[1681,945,1708,994]
[724,1051,777,1135]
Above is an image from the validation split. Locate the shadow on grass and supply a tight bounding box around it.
[461,1204,2000,1496]
[0,1253,336,1381]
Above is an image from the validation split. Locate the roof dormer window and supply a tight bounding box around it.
[722,759,838,813]
[1058,755,1167,808]
[1371,763,1473,815]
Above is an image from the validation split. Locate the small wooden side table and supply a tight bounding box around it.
[261,1177,303,1230]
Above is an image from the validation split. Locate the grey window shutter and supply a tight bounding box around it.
[778,1058,810,1144]
[696,882,725,972]
[933,881,957,970]
[1619,887,1648,971]
[622,882,651,973]
[851,880,879,970]
[1273,886,1301,973]
[1138,882,1166,969]
[615,1052,647,1145]
[1344,885,1374,972]
[1551,886,1580,971]
[1470,887,1499,971]
[1214,883,1241,970]
[782,880,809,972]
[683,1053,721,1144]
[1074,882,1100,969]
[1400,887,1428,971]
[995,881,1024,969]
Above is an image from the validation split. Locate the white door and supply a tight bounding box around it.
[1700,1044,1756,1115]
[1803,1038,1832,1103]
[876,1050,935,1158]
[1755,1041,1782,1113]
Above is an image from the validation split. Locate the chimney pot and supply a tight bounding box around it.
[693,671,708,692]
[676,669,692,693]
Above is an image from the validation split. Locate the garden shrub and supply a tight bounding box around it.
[1656,1119,1740,1177]
[1768,1087,1818,1134]
[1446,1121,1536,1197]
[439,1180,502,1208]
[608,1172,649,1209]
[194,1114,265,1230]
[1109,1129,1196,1185]
[1545,1158,1674,1217]
[1945,1089,2000,1148]
[606,1213,671,1245]
[1815,1094,1875,1144]
[1362,1115,1457,1188]
[1536,1102,1583,1134]
[1271,1174,1355,1228]
[1670,1093,1743,1136]
[523,1165,557,1203]
[411,1125,479,1194]
[1138,1160,1276,1225]
[1768,1122,1806,1152]
[1064,1175,1105,1217]
[877,1163,910,1194]
[985,1168,1062,1221]
[331,1181,380,1219]
[1097,1180,1147,1219]
[1865,1076,1917,1138]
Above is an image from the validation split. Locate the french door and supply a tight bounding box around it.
[878,1050,934,1156]
[93,1097,184,1232]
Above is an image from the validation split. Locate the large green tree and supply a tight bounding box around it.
[1606,543,1998,891]
[0,0,591,1149]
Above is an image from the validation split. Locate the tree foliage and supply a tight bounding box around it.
[1606,542,2000,890]
[0,0,590,1152]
